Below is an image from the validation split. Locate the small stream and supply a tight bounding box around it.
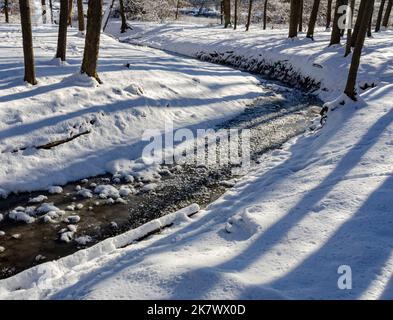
[0,81,322,279]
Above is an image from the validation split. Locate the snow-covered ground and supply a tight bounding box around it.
[0,24,262,197]
[1,21,393,299]
[108,21,393,102]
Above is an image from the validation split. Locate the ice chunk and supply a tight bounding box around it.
[67,224,78,232]
[124,175,134,183]
[48,186,63,194]
[9,210,35,224]
[35,255,46,262]
[94,185,120,199]
[77,188,93,198]
[29,195,48,203]
[142,183,158,192]
[76,203,84,210]
[43,215,55,224]
[116,198,127,204]
[75,235,92,245]
[119,186,133,197]
[65,215,81,224]
[36,203,61,215]
[60,231,74,243]
[66,204,75,211]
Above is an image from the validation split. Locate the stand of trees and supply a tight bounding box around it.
[9,0,393,101]
[15,0,104,85]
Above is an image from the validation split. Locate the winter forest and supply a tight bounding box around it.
[0,0,392,302]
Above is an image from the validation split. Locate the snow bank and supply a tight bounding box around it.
[0,24,262,197]
[109,21,393,102]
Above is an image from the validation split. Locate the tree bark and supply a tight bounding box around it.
[245,0,253,31]
[81,0,103,83]
[351,0,367,46]
[223,0,231,28]
[19,0,37,85]
[329,0,346,45]
[326,0,333,29]
[344,0,375,100]
[375,0,386,31]
[103,0,115,32]
[67,0,73,26]
[4,0,9,23]
[289,0,300,38]
[77,0,85,32]
[56,0,68,61]
[382,0,393,28]
[263,0,268,30]
[367,0,375,37]
[41,0,47,24]
[234,0,238,30]
[220,1,223,25]
[298,0,304,32]
[175,0,180,20]
[306,0,321,39]
[49,0,54,24]
[120,0,128,33]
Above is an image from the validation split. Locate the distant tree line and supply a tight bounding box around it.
[3,0,393,102]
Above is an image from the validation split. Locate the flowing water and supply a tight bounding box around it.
[0,81,321,279]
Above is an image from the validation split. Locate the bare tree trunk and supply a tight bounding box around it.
[41,0,47,23]
[263,0,268,30]
[344,0,375,100]
[103,0,115,32]
[67,0,73,26]
[223,0,231,28]
[5,0,9,23]
[367,0,375,37]
[306,0,321,39]
[175,0,180,20]
[326,0,333,29]
[382,0,393,28]
[220,1,223,25]
[344,0,356,56]
[77,0,85,32]
[298,0,304,32]
[245,0,253,31]
[56,0,68,61]
[375,0,386,32]
[119,0,129,33]
[234,0,238,30]
[289,0,300,38]
[19,0,37,85]
[329,0,346,45]
[49,0,54,24]
[81,0,103,83]
[352,0,366,46]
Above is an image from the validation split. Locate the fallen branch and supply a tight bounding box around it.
[5,130,91,154]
